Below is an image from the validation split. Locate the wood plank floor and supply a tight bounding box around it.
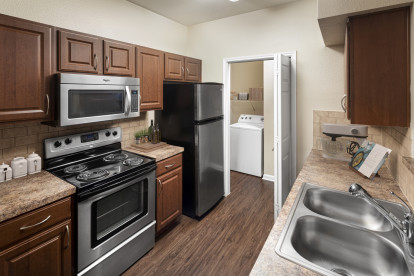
[123,171,274,276]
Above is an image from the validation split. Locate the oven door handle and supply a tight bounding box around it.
[125,86,131,117]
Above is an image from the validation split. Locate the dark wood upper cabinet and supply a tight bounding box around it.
[185,57,202,82]
[164,53,202,82]
[104,40,135,76]
[0,15,53,122]
[58,30,102,74]
[347,7,410,127]
[137,47,164,111]
[164,53,185,80]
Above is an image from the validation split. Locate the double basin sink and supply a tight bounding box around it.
[276,183,414,276]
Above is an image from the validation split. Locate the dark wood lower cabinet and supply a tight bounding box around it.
[0,197,73,276]
[156,154,183,234]
[0,220,71,276]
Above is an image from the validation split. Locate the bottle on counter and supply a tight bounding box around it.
[155,124,161,143]
[148,120,154,142]
[151,123,157,144]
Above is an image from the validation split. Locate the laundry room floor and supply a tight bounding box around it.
[123,171,274,276]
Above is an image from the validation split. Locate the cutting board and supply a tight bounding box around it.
[130,142,168,152]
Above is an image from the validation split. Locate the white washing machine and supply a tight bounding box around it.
[230,114,264,177]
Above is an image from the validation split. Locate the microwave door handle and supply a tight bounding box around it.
[125,86,131,117]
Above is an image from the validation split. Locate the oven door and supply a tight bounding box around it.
[59,84,139,126]
[77,169,155,272]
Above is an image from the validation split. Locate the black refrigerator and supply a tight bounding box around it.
[157,82,224,218]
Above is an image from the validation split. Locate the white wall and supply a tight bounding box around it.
[230,61,263,94]
[187,0,345,172]
[0,0,188,54]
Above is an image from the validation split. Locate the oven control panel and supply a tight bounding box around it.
[44,127,122,159]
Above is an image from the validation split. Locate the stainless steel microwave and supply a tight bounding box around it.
[57,73,140,126]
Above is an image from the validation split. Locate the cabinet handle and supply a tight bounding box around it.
[93,54,98,70]
[181,67,184,73]
[158,179,162,194]
[165,163,175,168]
[65,225,70,249]
[105,56,109,71]
[186,68,189,74]
[341,95,347,112]
[45,94,50,115]
[20,215,51,230]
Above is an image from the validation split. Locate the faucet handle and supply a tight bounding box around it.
[390,191,413,219]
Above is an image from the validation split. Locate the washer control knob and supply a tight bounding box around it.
[64,138,72,145]
[351,128,359,135]
[54,141,62,148]
[105,131,111,137]
[112,131,118,136]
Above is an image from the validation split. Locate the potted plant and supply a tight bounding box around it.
[135,130,146,144]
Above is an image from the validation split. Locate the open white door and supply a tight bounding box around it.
[274,54,292,217]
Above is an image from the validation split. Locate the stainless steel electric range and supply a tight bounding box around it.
[44,127,156,276]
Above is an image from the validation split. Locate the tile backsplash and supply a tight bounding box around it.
[313,110,414,206]
[0,114,148,165]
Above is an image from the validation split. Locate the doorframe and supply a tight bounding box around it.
[222,52,297,211]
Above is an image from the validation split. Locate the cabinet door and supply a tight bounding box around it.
[0,220,72,276]
[0,15,52,122]
[103,40,135,76]
[137,47,164,110]
[348,7,410,127]
[58,30,102,74]
[185,57,202,82]
[164,53,185,80]
[156,166,182,233]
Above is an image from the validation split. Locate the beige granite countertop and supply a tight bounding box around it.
[125,144,184,162]
[250,149,407,276]
[0,170,76,223]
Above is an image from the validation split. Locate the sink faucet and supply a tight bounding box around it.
[349,183,414,244]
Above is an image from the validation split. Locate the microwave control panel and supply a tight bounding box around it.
[131,90,139,112]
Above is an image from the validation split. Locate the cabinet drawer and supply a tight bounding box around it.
[0,197,71,249]
[156,154,182,176]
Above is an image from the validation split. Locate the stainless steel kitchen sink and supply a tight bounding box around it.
[276,183,414,276]
[303,188,393,232]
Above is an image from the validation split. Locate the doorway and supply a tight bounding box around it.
[223,53,297,218]
[229,61,265,179]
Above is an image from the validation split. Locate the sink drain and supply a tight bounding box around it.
[330,268,354,276]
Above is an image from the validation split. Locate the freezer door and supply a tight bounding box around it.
[194,83,223,121]
[195,119,224,216]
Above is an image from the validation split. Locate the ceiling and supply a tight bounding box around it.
[127,0,298,26]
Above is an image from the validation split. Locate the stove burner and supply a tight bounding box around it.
[77,169,110,182]
[64,163,87,174]
[123,157,144,166]
[103,153,128,162]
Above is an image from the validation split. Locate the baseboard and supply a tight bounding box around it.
[262,174,274,182]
